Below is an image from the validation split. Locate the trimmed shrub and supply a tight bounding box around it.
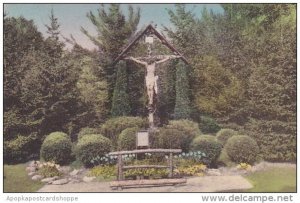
[153,128,192,152]
[75,134,112,167]
[101,116,147,145]
[225,135,259,164]
[77,127,101,140]
[118,127,139,150]
[199,116,221,134]
[161,119,201,152]
[216,128,238,146]
[166,119,201,138]
[217,149,236,167]
[40,132,72,165]
[190,135,222,166]
[4,133,39,164]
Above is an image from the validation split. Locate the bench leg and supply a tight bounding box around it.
[117,155,123,181]
[168,153,173,178]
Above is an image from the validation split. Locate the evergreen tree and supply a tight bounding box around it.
[174,61,191,120]
[3,3,296,163]
[127,60,148,117]
[45,9,60,40]
[81,4,140,105]
[156,60,177,124]
[111,61,131,117]
[44,9,64,60]
[19,11,81,137]
[164,4,198,59]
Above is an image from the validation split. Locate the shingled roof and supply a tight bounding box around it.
[113,24,189,65]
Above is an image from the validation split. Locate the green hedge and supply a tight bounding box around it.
[118,127,139,151]
[4,133,39,164]
[245,120,296,162]
[155,119,202,152]
[190,135,222,166]
[40,132,72,165]
[75,134,112,167]
[101,116,147,147]
[216,128,237,146]
[225,135,259,164]
[165,119,201,138]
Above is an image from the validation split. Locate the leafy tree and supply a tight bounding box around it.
[192,55,243,119]
[20,51,81,136]
[77,56,109,122]
[3,17,45,138]
[111,61,131,117]
[4,17,44,111]
[215,5,250,80]
[243,4,296,122]
[19,11,82,138]
[243,5,296,160]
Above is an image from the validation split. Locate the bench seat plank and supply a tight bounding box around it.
[110,178,187,188]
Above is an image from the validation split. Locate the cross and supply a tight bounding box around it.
[125,55,181,127]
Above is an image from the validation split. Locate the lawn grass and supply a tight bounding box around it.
[244,167,296,192]
[4,164,45,192]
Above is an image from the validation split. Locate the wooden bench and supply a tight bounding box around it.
[108,149,187,189]
[110,178,186,190]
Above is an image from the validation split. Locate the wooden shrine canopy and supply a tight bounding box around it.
[113,24,189,65]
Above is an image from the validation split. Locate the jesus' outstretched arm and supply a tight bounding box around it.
[156,55,182,64]
[124,56,147,66]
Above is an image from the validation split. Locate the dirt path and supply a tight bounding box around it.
[37,175,252,192]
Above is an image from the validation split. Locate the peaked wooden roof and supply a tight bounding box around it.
[113,24,189,65]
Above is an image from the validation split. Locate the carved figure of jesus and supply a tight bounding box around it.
[125,55,181,106]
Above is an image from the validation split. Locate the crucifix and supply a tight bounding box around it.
[125,55,181,105]
[114,24,188,128]
[125,55,181,127]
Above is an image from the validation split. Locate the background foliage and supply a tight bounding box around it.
[3,4,296,163]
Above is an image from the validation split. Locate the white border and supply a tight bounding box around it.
[1,1,299,203]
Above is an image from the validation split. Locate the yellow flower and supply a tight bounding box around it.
[237,163,252,170]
